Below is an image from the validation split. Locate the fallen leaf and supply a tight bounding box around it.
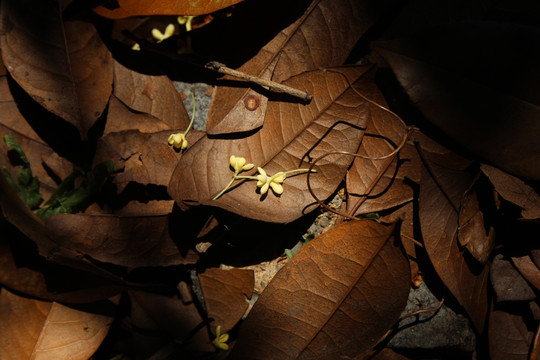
[207,0,399,134]
[458,188,495,264]
[94,128,204,191]
[0,288,115,360]
[93,0,245,18]
[0,77,73,197]
[0,0,113,138]
[481,164,540,220]
[355,348,412,360]
[0,223,123,303]
[199,268,254,332]
[381,202,420,284]
[44,201,199,267]
[491,254,536,302]
[127,290,213,358]
[230,220,410,360]
[489,306,534,360]
[104,95,172,135]
[345,80,409,215]
[169,66,372,223]
[348,129,471,217]
[511,255,540,291]
[113,60,190,130]
[419,162,489,331]
[374,22,540,180]
[532,324,540,360]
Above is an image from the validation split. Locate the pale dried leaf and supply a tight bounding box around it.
[0,289,114,360]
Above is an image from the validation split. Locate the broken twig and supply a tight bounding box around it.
[205,61,313,102]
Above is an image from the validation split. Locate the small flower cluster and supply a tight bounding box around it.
[168,92,196,150]
[132,16,195,51]
[212,156,315,200]
[212,325,229,351]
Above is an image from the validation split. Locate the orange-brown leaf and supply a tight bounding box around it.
[44,202,198,267]
[207,0,399,134]
[419,163,489,331]
[199,268,254,333]
[0,289,115,360]
[230,220,410,360]
[93,0,245,18]
[113,60,190,130]
[489,306,534,360]
[169,66,372,223]
[0,1,113,138]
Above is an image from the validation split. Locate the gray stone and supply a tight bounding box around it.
[387,282,476,353]
[173,81,210,131]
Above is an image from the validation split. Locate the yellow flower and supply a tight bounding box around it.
[131,43,141,51]
[212,325,229,351]
[152,23,175,43]
[230,156,254,174]
[177,16,195,32]
[168,133,188,150]
[256,167,286,195]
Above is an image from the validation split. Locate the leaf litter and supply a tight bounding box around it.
[0,0,539,359]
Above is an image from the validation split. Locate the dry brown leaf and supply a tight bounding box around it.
[0,225,123,303]
[128,290,213,358]
[374,22,540,180]
[489,306,534,360]
[0,76,73,196]
[481,164,540,220]
[491,254,536,302]
[104,95,172,135]
[207,0,398,134]
[511,255,540,291]
[169,66,372,223]
[44,201,198,268]
[0,1,113,138]
[93,0,245,18]
[532,324,540,360]
[199,268,254,333]
[113,60,190,130]
[419,163,489,331]
[0,288,115,360]
[458,188,495,264]
[230,220,410,360]
[345,80,409,215]
[94,129,204,191]
[355,348,412,360]
[381,202,420,284]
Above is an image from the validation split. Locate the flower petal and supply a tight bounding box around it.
[272,172,287,183]
[260,182,269,195]
[242,163,255,171]
[257,167,267,177]
[270,182,283,195]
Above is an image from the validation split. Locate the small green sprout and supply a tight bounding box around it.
[2,134,114,220]
[2,134,42,209]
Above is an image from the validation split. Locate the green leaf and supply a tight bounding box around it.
[34,161,114,220]
[3,134,43,209]
[284,249,295,259]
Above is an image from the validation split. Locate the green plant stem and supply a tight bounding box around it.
[183,92,196,136]
[212,176,237,200]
